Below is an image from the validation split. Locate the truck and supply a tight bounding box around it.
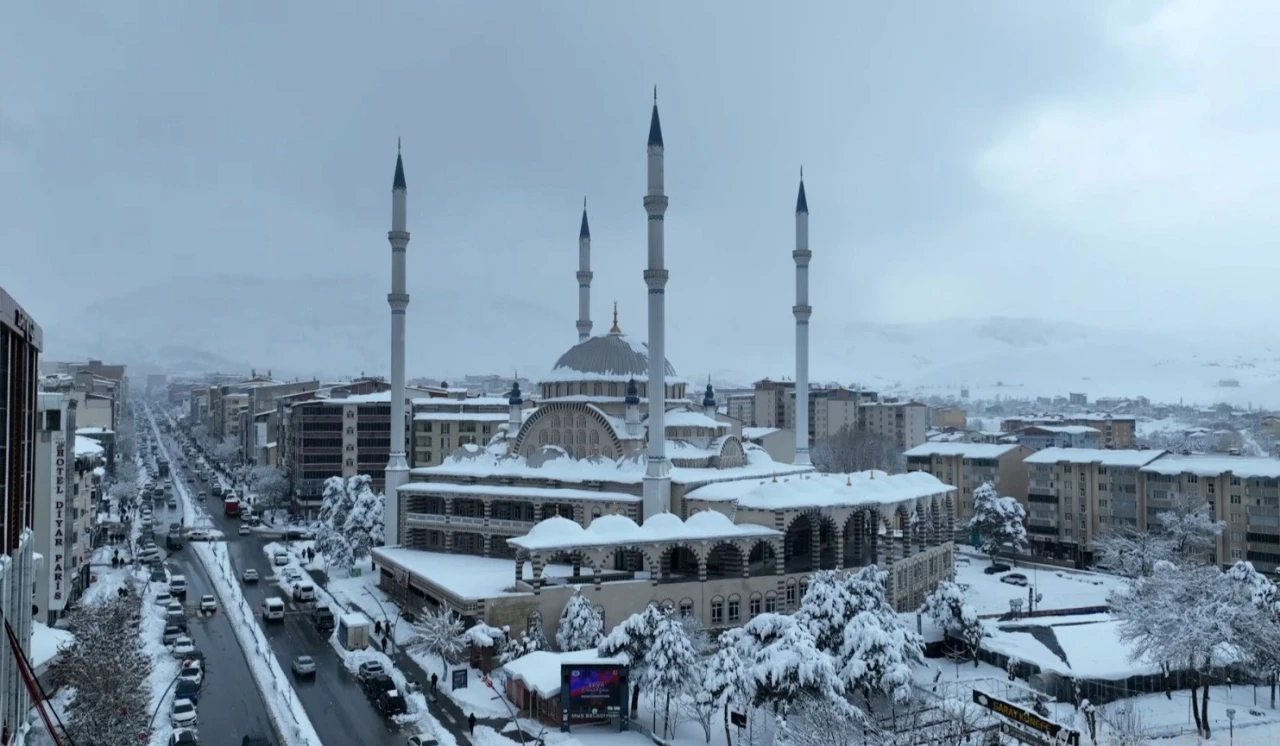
[224,497,240,517]
[158,459,170,478]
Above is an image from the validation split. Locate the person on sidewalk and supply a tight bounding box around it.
[468,713,476,735]
[431,672,438,693]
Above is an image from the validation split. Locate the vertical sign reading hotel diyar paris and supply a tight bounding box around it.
[49,432,68,611]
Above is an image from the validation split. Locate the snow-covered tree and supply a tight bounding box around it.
[810,425,902,474]
[795,569,853,654]
[213,435,240,463]
[1094,527,1174,578]
[839,608,924,711]
[703,641,752,746]
[969,482,1028,564]
[555,588,603,651]
[249,465,290,512]
[1224,561,1280,707]
[749,614,843,709]
[920,580,985,666]
[773,697,864,746]
[644,610,698,737]
[407,606,466,676]
[599,602,665,714]
[343,479,385,565]
[1154,492,1224,564]
[49,595,152,744]
[679,610,714,657]
[315,475,376,571]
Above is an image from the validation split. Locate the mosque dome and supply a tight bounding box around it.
[545,332,676,381]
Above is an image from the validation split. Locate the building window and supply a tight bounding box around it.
[1231,495,1241,504]
[710,597,724,625]
[1231,549,1243,560]
[749,593,761,618]
[784,579,797,607]
[764,592,777,614]
[1232,531,1243,541]
[679,598,694,618]
[440,423,451,434]
[727,595,741,623]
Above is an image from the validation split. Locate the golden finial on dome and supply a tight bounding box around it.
[610,302,621,334]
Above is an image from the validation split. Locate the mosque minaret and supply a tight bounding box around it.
[642,89,672,517]
[576,198,593,343]
[793,170,812,465]
[384,143,411,542]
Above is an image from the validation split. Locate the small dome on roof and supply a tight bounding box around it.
[684,510,737,533]
[587,514,640,538]
[525,516,585,543]
[641,512,685,536]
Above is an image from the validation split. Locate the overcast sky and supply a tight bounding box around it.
[3,1,1276,374]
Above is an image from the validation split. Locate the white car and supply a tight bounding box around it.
[198,595,217,613]
[171,636,196,658]
[155,591,173,606]
[273,552,289,566]
[170,698,197,728]
[188,529,210,541]
[283,568,302,583]
[238,525,252,536]
[166,600,184,616]
[242,568,259,583]
[178,660,204,686]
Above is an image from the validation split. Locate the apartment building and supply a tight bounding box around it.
[1138,455,1280,572]
[725,394,754,425]
[753,379,795,429]
[239,379,320,461]
[904,442,1031,524]
[858,401,928,451]
[0,286,41,727]
[1001,414,1136,449]
[1016,425,1101,452]
[1021,447,1167,566]
[279,391,390,511]
[411,396,517,468]
[931,407,967,430]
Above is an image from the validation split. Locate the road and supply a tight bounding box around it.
[160,430,405,746]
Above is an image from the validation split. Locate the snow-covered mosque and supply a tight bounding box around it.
[373,97,957,635]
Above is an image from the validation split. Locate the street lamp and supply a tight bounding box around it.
[1227,707,1236,746]
[147,670,184,736]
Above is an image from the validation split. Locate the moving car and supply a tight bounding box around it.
[172,636,196,658]
[241,738,272,746]
[242,568,259,584]
[291,655,316,677]
[197,491,207,502]
[169,727,199,745]
[1001,573,1030,587]
[188,529,210,541]
[312,605,335,632]
[199,594,217,613]
[983,563,1013,575]
[262,597,286,622]
[168,498,178,508]
[238,524,252,536]
[169,576,187,598]
[170,698,198,728]
[166,533,185,551]
[292,584,316,603]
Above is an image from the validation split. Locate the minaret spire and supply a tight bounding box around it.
[793,169,812,466]
[643,89,671,517]
[577,197,593,342]
[385,143,412,542]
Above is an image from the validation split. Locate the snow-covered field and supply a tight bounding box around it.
[147,410,322,746]
[953,550,1121,615]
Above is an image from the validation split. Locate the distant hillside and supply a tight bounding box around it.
[43,281,1280,407]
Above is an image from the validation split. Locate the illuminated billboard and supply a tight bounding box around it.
[560,664,625,722]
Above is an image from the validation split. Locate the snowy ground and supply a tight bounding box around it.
[954,548,1121,615]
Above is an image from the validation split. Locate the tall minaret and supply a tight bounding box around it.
[577,198,593,342]
[384,142,411,543]
[793,169,812,466]
[643,88,671,517]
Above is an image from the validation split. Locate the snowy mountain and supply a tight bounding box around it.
[42,279,1280,407]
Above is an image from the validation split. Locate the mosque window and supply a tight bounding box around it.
[679,598,694,618]
[727,594,741,623]
[577,415,586,428]
[577,429,586,445]
[593,383,602,396]
[765,591,777,614]
[609,383,619,397]
[550,431,560,445]
[552,415,561,428]
[575,446,586,459]
[539,431,548,445]
[589,430,599,445]
[710,597,724,625]
[749,593,762,618]
[565,430,575,445]
[785,579,798,607]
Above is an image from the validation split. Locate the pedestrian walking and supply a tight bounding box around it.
[431,672,438,693]
[468,713,476,735]
[374,620,383,635]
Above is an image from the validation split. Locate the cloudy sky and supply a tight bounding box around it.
[2,1,1276,379]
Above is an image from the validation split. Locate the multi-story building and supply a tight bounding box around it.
[1021,447,1167,566]
[858,400,928,451]
[1138,454,1280,572]
[904,442,1031,524]
[752,378,794,430]
[1002,414,1136,449]
[725,393,754,425]
[240,379,320,463]
[411,395,521,468]
[1016,425,1101,452]
[931,406,967,430]
[0,286,40,727]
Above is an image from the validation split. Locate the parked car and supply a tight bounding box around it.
[150,566,168,583]
[357,660,387,681]
[362,673,397,699]
[374,688,407,717]
[199,595,217,613]
[171,697,198,728]
[273,552,289,566]
[408,737,439,746]
[291,655,316,677]
[292,584,316,603]
[1001,573,1030,587]
[983,563,1013,575]
[312,605,335,632]
[169,727,199,745]
[154,591,173,606]
[172,636,196,658]
[166,599,184,616]
[169,575,187,598]
[242,568,259,584]
[162,625,184,645]
[178,661,204,687]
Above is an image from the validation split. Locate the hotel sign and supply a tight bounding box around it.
[972,690,1079,746]
[50,433,68,611]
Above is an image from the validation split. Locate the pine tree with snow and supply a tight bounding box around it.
[599,602,665,715]
[555,588,603,651]
[969,481,1028,564]
[643,609,698,737]
[703,640,752,746]
[795,569,853,655]
[407,605,466,676]
[749,614,842,709]
[332,474,365,530]
[49,595,152,744]
[343,478,384,565]
[920,580,985,666]
[838,608,924,712]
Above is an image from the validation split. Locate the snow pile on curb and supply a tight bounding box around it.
[146,410,321,746]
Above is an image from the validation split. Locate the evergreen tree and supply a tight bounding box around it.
[969,481,1028,564]
[555,588,603,651]
[920,580,986,666]
[644,610,698,737]
[703,639,752,746]
[599,603,665,714]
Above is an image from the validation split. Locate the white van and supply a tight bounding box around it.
[293,584,316,603]
[263,597,286,622]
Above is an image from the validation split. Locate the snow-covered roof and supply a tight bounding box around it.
[75,427,113,435]
[74,436,104,458]
[372,547,593,600]
[664,410,726,429]
[340,612,371,628]
[541,331,682,384]
[1140,453,1280,479]
[409,442,810,486]
[688,470,954,511]
[1019,425,1100,435]
[413,412,510,422]
[741,427,781,440]
[413,396,512,407]
[903,443,1021,459]
[1024,448,1166,467]
[30,621,73,672]
[400,481,640,504]
[503,650,627,699]
[325,392,392,404]
[507,511,779,552]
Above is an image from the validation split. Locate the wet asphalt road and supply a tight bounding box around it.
[166,438,406,746]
